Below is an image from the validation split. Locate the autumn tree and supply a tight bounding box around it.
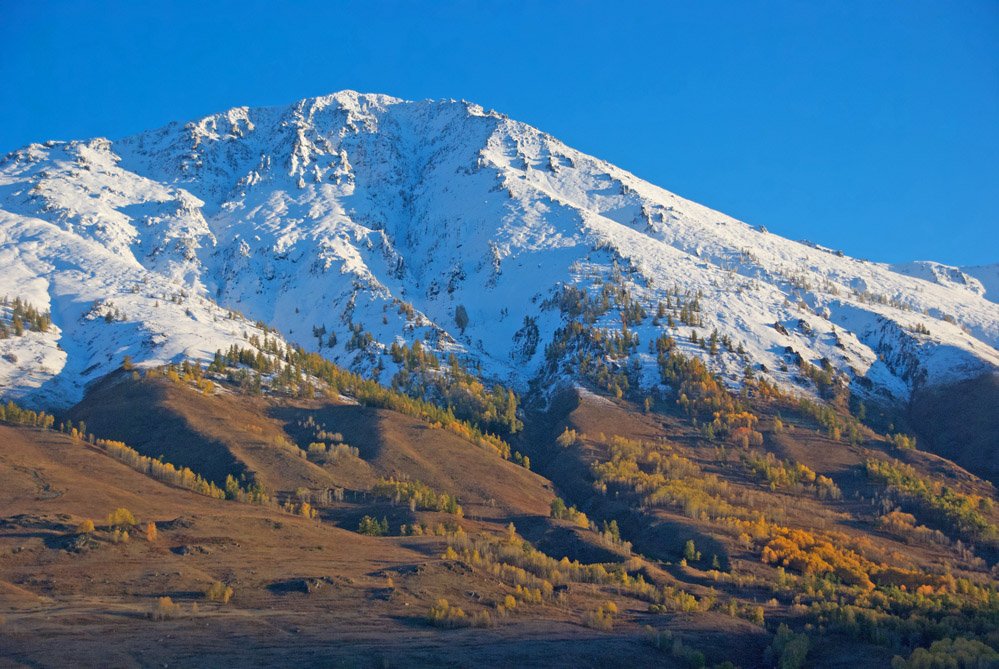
[153,596,181,620]
[107,507,136,530]
[205,581,233,603]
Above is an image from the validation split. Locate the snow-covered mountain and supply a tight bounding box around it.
[1,91,997,409]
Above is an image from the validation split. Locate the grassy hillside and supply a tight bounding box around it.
[2,354,998,668]
[0,422,709,668]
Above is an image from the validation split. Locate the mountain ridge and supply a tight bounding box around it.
[1,91,997,409]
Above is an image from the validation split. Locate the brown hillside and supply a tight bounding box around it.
[0,423,765,668]
[66,373,555,524]
[65,371,340,493]
[272,402,555,520]
[525,387,998,635]
[5,368,998,668]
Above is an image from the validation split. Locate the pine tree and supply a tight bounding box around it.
[454,305,469,332]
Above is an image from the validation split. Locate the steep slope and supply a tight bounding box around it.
[0,135,286,407]
[907,371,999,486]
[961,263,999,304]
[1,91,997,410]
[65,371,555,520]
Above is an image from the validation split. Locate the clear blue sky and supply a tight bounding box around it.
[2,0,996,265]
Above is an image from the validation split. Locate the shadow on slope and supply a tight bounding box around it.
[269,402,556,522]
[909,372,999,487]
[64,370,247,486]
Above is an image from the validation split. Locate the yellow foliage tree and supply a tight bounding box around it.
[205,581,233,603]
[107,507,136,530]
[153,596,181,620]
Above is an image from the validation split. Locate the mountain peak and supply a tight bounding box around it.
[1,93,997,408]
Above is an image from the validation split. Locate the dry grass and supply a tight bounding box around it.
[2,372,995,668]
